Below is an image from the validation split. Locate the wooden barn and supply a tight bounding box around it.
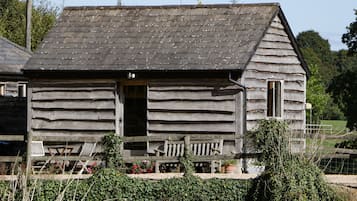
[23,4,309,173]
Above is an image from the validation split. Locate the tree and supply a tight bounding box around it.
[329,69,357,130]
[305,64,331,123]
[297,30,336,86]
[342,9,357,55]
[0,0,57,50]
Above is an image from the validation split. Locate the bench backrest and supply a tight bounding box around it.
[164,139,223,157]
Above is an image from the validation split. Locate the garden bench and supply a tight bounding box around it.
[154,138,223,173]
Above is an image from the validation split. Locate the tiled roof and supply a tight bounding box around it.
[25,4,280,72]
[0,37,32,75]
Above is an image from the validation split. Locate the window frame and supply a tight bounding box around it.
[17,83,27,97]
[266,80,284,119]
[0,83,6,96]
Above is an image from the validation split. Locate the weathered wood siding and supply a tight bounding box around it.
[243,16,306,131]
[30,80,116,139]
[0,97,26,134]
[147,80,240,135]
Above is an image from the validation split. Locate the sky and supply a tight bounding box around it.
[49,0,356,51]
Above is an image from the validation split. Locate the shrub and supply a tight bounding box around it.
[248,119,343,201]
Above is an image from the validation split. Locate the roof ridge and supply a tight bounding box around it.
[64,3,280,11]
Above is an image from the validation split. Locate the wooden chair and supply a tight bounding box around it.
[76,142,97,174]
[154,139,223,173]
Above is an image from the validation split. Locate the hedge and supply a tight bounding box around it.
[0,169,252,201]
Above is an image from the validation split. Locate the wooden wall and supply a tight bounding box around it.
[243,15,306,131]
[30,80,116,140]
[147,80,242,153]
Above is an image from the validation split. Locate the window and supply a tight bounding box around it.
[0,84,5,96]
[18,83,27,97]
[267,81,282,117]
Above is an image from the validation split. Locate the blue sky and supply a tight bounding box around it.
[49,0,356,50]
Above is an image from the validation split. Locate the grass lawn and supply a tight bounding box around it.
[320,120,347,134]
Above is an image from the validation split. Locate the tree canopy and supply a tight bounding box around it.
[0,0,57,50]
[342,9,357,55]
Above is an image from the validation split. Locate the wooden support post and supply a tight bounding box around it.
[184,136,190,156]
[25,131,32,176]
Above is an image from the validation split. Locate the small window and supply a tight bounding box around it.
[18,84,27,97]
[0,84,5,96]
[267,81,282,117]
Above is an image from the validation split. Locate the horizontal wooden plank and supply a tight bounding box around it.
[148,122,235,133]
[262,33,291,43]
[284,102,305,111]
[32,87,114,93]
[31,80,115,87]
[32,100,115,110]
[246,111,266,120]
[284,91,305,102]
[0,135,24,141]
[255,48,297,57]
[32,132,105,142]
[148,80,231,87]
[32,110,115,121]
[246,101,266,111]
[266,27,288,36]
[284,111,304,120]
[148,100,235,112]
[284,81,305,91]
[245,63,306,74]
[148,90,236,101]
[250,55,300,65]
[0,156,23,162]
[243,70,305,82]
[123,134,238,142]
[270,21,285,30]
[32,119,115,131]
[258,41,294,50]
[148,111,235,122]
[246,90,265,100]
[32,91,115,101]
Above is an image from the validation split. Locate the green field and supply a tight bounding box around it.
[320,120,347,134]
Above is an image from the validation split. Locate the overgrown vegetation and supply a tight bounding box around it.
[0,169,252,201]
[248,119,342,201]
[102,132,123,169]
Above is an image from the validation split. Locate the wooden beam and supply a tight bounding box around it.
[0,135,24,141]
[0,156,23,162]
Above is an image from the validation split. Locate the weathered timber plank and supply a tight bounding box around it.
[32,133,104,142]
[258,41,294,50]
[246,111,266,120]
[148,86,236,91]
[245,63,306,74]
[270,21,285,29]
[246,90,265,100]
[32,91,114,101]
[246,101,266,111]
[0,156,22,162]
[266,27,288,36]
[32,87,114,93]
[148,80,231,87]
[148,90,236,101]
[262,33,291,43]
[284,111,304,120]
[32,119,115,131]
[250,55,300,65]
[284,81,305,91]
[0,135,24,141]
[243,70,305,81]
[148,100,235,112]
[123,134,238,142]
[148,111,234,122]
[284,92,304,102]
[148,123,235,133]
[31,80,115,87]
[32,100,115,110]
[284,102,305,111]
[255,48,297,57]
[32,110,115,121]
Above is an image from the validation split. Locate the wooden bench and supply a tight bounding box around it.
[154,138,223,173]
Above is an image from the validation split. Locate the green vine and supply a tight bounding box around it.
[248,119,343,201]
[102,132,123,169]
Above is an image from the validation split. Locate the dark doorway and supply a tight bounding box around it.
[123,85,147,150]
